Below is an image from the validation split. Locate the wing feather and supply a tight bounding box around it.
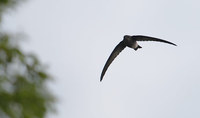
[100,41,126,81]
[133,35,177,46]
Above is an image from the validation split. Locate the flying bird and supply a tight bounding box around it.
[100,35,177,81]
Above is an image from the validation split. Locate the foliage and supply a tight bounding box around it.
[0,0,55,118]
[0,34,55,118]
[0,0,24,23]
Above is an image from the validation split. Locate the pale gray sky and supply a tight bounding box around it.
[3,0,200,118]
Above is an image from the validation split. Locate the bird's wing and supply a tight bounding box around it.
[100,41,126,81]
[133,35,177,46]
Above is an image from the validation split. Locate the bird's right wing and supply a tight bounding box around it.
[134,35,177,46]
[100,41,126,81]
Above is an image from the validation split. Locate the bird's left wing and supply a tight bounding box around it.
[134,35,177,46]
[100,41,126,81]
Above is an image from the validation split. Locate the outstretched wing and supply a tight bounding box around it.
[100,41,126,81]
[133,35,177,46]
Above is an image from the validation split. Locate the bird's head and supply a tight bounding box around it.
[123,35,131,39]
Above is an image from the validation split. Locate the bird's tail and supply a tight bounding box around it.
[135,45,142,50]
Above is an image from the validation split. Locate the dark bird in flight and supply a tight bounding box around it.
[100,35,177,81]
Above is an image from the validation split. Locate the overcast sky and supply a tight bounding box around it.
[3,0,200,118]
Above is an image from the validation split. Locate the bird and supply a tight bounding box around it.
[100,35,177,81]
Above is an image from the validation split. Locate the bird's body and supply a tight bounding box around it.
[100,35,177,81]
[123,35,141,50]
